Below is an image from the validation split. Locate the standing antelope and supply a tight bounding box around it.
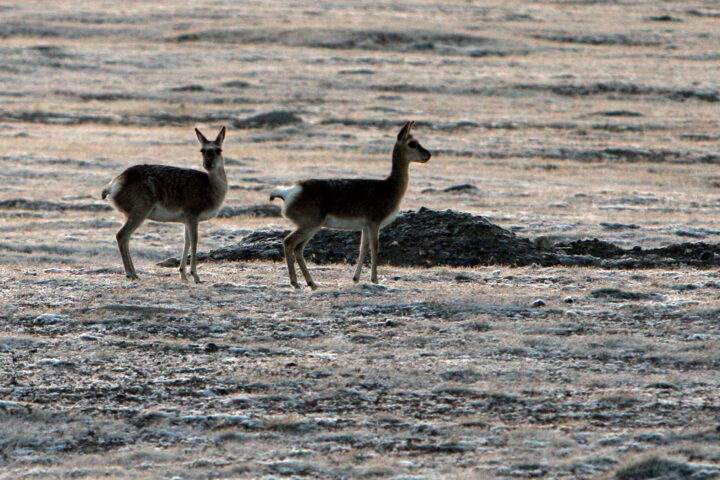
[102,127,228,283]
[270,121,431,289]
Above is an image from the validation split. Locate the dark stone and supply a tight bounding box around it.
[171,84,205,92]
[439,369,481,383]
[590,288,664,302]
[232,111,303,129]
[443,184,479,193]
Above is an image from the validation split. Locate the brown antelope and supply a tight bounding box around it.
[270,121,431,289]
[102,127,228,283]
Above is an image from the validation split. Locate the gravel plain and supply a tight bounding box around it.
[1,1,720,478]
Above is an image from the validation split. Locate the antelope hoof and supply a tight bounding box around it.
[371,277,379,284]
[352,276,360,283]
[192,273,201,284]
[290,281,300,289]
[308,282,318,290]
[127,273,140,281]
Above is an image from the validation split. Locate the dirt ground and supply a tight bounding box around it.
[1,1,719,478]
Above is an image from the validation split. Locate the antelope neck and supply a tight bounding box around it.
[208,159,228,192]
[387,145,410,194]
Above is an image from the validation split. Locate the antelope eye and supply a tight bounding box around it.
[408,140,419,148]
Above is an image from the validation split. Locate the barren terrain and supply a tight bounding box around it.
[1,1,720,478]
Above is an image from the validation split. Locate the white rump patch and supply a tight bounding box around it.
[272,185,302,206]
[105,176,124,199]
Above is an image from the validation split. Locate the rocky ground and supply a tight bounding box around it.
[1,0,720,479]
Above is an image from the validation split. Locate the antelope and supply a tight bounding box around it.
[270,121,431,289]
[101,127,228,283]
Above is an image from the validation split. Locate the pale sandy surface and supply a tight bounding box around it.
[1,1,719,478]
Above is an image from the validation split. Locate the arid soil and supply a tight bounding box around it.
[1,1,720,479]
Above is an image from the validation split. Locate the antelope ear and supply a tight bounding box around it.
[397,121,413,141]
[195,128,209,145]
[215,126,226,145]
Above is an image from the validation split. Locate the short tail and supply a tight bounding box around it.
[269,186,297,202]
[101,175,123,200]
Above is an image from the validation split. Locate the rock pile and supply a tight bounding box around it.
[160,208,720,269]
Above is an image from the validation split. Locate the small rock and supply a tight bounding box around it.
[78,333,101,341]
[196,389,217,397]
[600,222,640,230]
[439,369,482,383]
[268,461,314,476]
[221,80,251,88]
[33,314,67,325]
[443,184,479,193]
[563,297,574,304]
[649,15,681,22]
[646,382,679,390]
[171,84,204,92]
[591,288,664,301]
[35,359,75,369]
[530,299,546,308]
[43,268,64,274]
[233,111,303,129]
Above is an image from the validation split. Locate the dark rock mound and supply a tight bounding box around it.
[557,239,720,267]
[232,111,303,129]
[217,204,281,219]
[555,239,625,258]
[159,208,720,270]
[647,242,719,263]
[279,207,555,267]
[160,208,555,268]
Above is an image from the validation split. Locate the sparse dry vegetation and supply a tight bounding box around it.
[1,0,720,478]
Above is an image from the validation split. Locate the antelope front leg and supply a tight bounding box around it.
[187,218,201,283]
[353,227,369,283]
[368,225,381,284]
[179,224,190,282]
